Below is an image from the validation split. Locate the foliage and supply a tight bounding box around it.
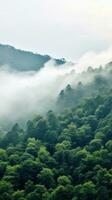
[0,66,112,199]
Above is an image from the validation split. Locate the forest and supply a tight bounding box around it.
[0,65,112,200]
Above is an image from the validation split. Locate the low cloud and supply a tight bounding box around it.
[0,47,112,128]
[0,61,74,127]
[74,47,112,72]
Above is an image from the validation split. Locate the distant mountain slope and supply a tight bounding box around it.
[0,44,65,71]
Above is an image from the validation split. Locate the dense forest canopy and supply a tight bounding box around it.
[0,64,112,199]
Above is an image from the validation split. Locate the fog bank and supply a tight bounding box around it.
[0,48,112,127]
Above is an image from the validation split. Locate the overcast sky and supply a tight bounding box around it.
[0,0,112,61]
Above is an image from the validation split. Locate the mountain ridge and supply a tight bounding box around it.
[0,44,66,71]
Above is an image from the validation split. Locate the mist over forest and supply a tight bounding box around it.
[1,0,112,199]
[0,45,112,129]
[0,45,112,200]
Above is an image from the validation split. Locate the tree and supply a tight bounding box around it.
[50,185,74,200]
[17,159,42,186]
[12,190,25,200]
[74,181,97,200]
[88,139,102,152]
[37,168,55,188]
[57,175,71,186]
[0,161,7,178]
[0,149,7,161]
[0,180,13,200]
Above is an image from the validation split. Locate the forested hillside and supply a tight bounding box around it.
[57,65,112,111]
[0,65,112,199]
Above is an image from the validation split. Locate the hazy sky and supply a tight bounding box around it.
[0,0,112,60]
